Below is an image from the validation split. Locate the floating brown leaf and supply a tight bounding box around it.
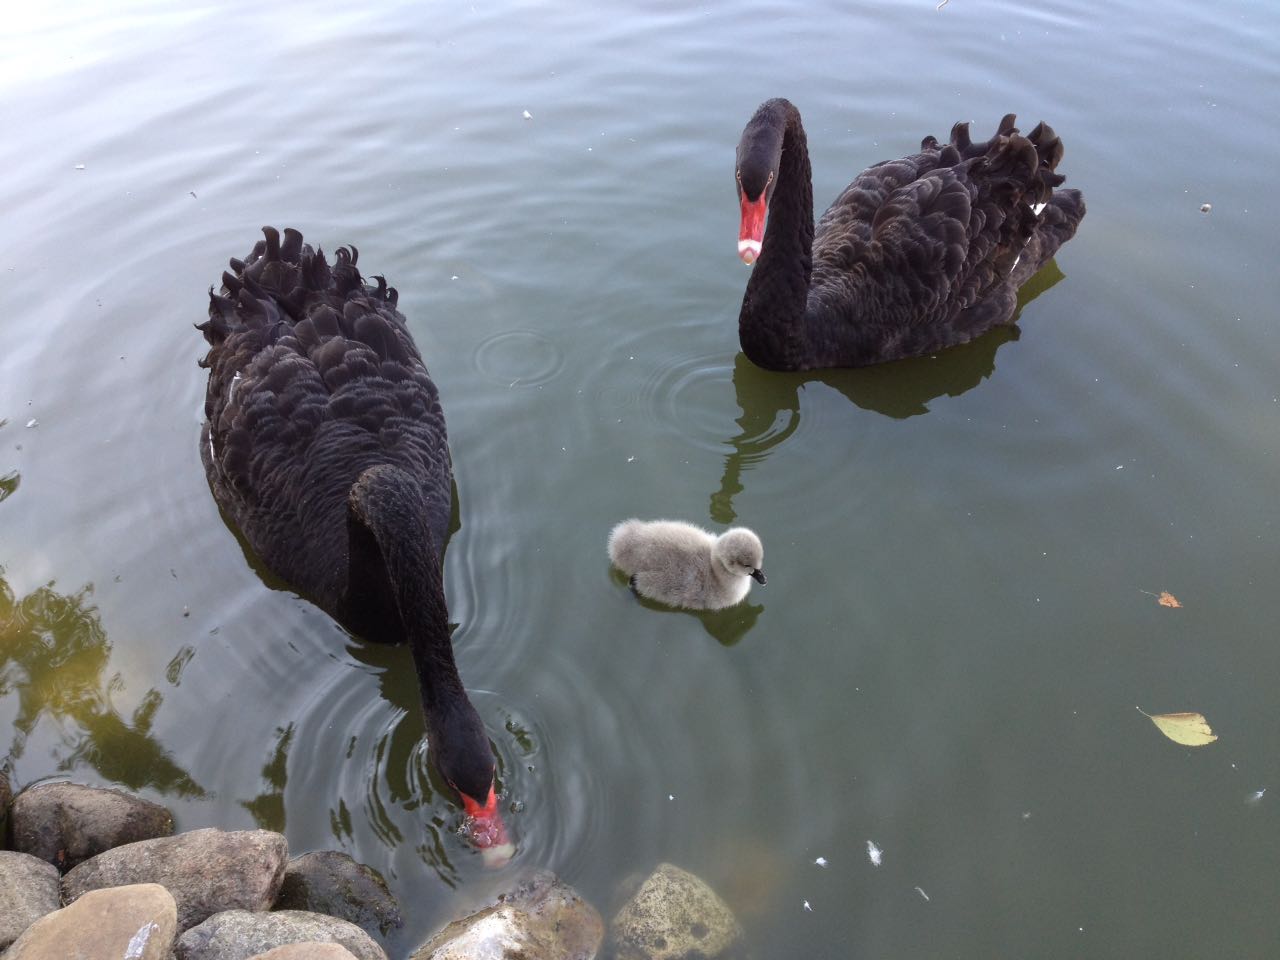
[1137,707,1218,746]
[1157,591,1183,608]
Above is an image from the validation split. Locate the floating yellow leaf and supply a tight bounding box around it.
[1137,707,1218,746]
[1157,591,1182,608]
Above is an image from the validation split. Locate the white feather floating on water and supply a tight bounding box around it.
[866,840,883,866]
[814,856,828,867]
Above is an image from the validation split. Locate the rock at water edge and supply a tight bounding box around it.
[274,851,403,939]
[410,871,603,960]
[62,827,288,932]
[3,882,177,960]
[0,851,61,950]
[175,909,387,960]
[247,944,361,960]
[609,862,745,960]
[10,780,174,871]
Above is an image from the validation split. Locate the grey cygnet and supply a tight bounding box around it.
[607,519,766,610]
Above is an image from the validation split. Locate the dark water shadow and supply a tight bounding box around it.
[0,567,205,798]
[608,566,764,647]
[239,721,294,832]
[711,261,1066,523]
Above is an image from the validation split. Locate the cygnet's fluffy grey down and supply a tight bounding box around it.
[607,519,766,611]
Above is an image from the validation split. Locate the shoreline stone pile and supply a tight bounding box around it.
[0,774,746,960]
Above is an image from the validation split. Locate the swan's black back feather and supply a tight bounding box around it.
[737,101,1086,370]
[198,227,452,636]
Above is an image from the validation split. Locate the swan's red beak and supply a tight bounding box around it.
[738,191,767,265]
[462,785,513,867]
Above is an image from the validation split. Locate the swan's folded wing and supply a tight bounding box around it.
[810,163,975,332]
[202,275,453,576]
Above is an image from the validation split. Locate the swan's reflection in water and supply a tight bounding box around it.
[712,260,1066,523]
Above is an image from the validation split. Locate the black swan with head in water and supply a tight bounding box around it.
[197,226,511,865]
[735,99,1086,371]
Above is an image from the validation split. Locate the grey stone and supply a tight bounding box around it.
[0,765,11,832]
[410,871,602,960]
[10,780,174,871]
[274,851,402,939]
[62,827,288,933]
[608,863,744,960]
[248,946,360,960]
[3,882,176,960]
[0,851,61,950]
[175,909,386,960]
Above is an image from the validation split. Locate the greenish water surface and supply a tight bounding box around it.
[2,0,1279,956]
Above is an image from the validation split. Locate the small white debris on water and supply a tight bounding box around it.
[1200,203,1212,213]
[522,110,533,119]
[814,857,828,867]
[1247,788,1267,804]
[1115,464,1124,470]
[26,418,39,428]
[915,886,930,901]
[866,841,883,866]
[802,900,812,912]
[668,794,674,801]
[75,163,85,170]
[450,275,459,280]
[626,456,635,462]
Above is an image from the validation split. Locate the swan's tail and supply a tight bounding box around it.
[925,116,1085,285]
[1011,187,1086,286]
[195,226,403,369]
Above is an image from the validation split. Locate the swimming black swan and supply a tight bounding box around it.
[197,226,510,864]
[735,99,1086,371]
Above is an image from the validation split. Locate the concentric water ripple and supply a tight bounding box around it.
[472,329,565,388]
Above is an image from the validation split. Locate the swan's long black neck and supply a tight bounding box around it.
[738,99,816,371]
[346,465,473,732]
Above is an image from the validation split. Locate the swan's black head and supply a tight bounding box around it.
[435,703,511,866]
[735,99,792,264]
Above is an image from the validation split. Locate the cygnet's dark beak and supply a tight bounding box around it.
[750,568,767,585]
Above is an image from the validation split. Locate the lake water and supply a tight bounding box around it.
[2,0,1279,955]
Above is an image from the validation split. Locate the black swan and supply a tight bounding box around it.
[734,99,1086,371]
[197,226,511,864]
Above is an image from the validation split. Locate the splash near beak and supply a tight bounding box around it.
[751,568,767,585]
[462,786,514,868]
[738,191,767,265]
